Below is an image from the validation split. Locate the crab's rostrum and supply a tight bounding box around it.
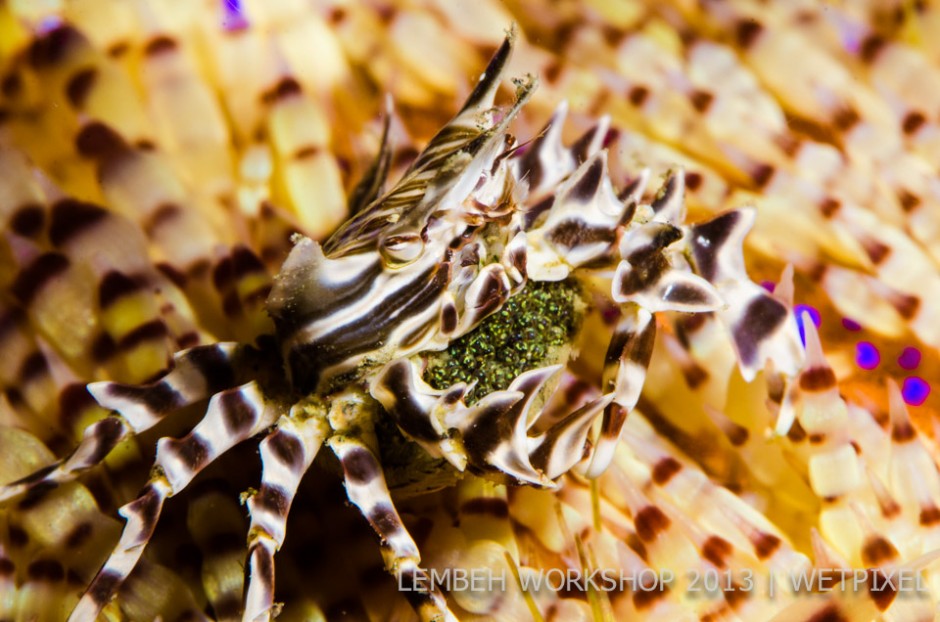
[0,32,802,622]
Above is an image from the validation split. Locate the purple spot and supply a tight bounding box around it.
[902,376,930,406]
[221,0,249,31]
[760,280,776,293]
[794,304,821,346]
[855,342,880,370]
[898,347,921,370]
[36,15,63,35]
[841,317,862,331]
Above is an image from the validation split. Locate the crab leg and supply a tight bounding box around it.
[243,408,330,622]
[327,390,457,622]
[69,381,278,622]
[0,342,251,503]
[584,305,656,478]
[528,393,613,481]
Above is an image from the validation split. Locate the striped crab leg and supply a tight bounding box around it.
[326,389,457,622]
[0,342,252,503]
[242,406,330,622]
[583,304,656,478]
[69,381,279,621]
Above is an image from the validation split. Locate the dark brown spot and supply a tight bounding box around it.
[833,107,860,132]
[736,19,763,48]
[685,171,703,191]
[254,484,290,515]
[75,122,128,161]
[117,319,168,351]
[651,456,682,485]
[221,290,242,318]
[99,271,144,308]
[261,77,302,104]
[268,430,304,471]
[89,569,123,604]
[544,60,562,84]
[66,67,97,109]
[819,197,840,218]
[683,363,709,389]
[867,569,898,611]
[920,505,940,525]
[218,389,256,435]
[49,198,109,247]
[860,34,886,63]
[751,163,774,188]
[19,352,48,383]
[799,366,837,392]
[808,433,826,444]
[232,245,265,278]
[460,497,509,518]
[863,238,891,265]
[27,26,78,68]
[91,332,117,362]
[27,559,64,582]
[891,419,917,443]
[702,536,733,569]
[212,257,235,291]
[634,506,670,542]
[342,446,379,485]
[628,85,649,106]
[107,41,130,57]
[368,503,402,536]
[187,345,238,393]
[9,203,45,237]
[733,295,788,366]
[861,535,898,566]
[0,558,13,577]
[170,435,211,472]
[12,253,69,305]
[897,189,920,212]
[726,423,749,446]
[689,89,713,113]
[570,158,603,202]
[145,36,177,56]
[892,293,920,320]
[157,262,187,288]
[65,522,94,548]
[85,417,125,466]
[7,524,28,547]
[58,383,97,428]
[902,110,926,135]
[632,582,667,610]
[753,532,781,559]
[144,202,182,237]
[293,145,320,159]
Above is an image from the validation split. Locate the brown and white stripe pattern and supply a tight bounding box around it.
[689,208,804,381]
[243,408,330,622]
[70,381,278,621]
[0,342,251,503]
[330,434,457,622]
[584,305,656,479]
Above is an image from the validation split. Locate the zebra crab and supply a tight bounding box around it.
[0,33,799,621]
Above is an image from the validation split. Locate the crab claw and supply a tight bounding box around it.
[453,365,562,486]
[614,220,724,313]
[370,359,470,471]
[689,209,804,380]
